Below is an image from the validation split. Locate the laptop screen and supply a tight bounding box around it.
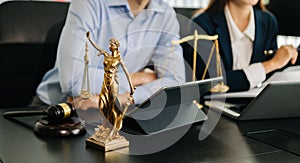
[239,81,300,120]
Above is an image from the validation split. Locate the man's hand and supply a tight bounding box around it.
[130,68,157,87]
[117,92,134,106]
[68,92,134,110]
[67,95,99,110]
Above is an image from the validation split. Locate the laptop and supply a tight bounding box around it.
[121,77,223,135]
[204,81,300,121]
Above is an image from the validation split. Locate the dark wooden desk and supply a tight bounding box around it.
[1,108,299,163]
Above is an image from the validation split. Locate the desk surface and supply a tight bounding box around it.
[1,108,300,163]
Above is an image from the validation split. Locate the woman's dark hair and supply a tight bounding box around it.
[205,0,265,14]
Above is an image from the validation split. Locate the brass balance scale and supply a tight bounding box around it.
[171,30,229,93]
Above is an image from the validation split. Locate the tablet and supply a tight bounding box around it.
[122,77,223,135]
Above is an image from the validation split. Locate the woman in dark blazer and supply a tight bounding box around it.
[191,0,298,92]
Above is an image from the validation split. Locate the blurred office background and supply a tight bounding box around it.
[0,0,299,47]
[0,0,299,107]
[0,0,269,8]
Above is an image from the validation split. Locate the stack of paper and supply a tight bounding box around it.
[205,65,300,99]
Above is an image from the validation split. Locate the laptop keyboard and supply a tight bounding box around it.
[228,104,247,113]
[205,100,247,117]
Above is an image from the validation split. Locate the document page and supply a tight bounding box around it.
[265,71,300,84]
[283,65,300,72]
[205,67,300,99]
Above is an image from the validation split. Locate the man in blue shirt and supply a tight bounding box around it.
[35,0,185,109]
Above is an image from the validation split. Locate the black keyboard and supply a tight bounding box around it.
[228,104,248,113]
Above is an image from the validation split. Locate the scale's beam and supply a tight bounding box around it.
[171,35,218,45]
[171,30,218,82]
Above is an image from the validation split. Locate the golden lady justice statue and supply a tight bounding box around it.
[172,30,229,93]
[82,32,135,152]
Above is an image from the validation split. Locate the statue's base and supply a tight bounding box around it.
[86,137,129,152]
[86,125,129,152]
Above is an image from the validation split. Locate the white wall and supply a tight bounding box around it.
[164,0,209,8]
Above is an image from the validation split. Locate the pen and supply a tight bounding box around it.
[264,48,300,56]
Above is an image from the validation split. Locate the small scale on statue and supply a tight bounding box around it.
[81,32,135,152]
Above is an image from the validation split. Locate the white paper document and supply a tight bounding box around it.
[206,87,262,99]
[283,65,300,72]
[205,67,300,99]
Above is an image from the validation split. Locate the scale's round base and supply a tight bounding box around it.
[210,83,230,93]
[33,117,86,137]
[80,90,90,100]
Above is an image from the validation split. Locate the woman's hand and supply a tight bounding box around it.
[263,45,298,74]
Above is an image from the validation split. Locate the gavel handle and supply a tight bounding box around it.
[3,110,46,118]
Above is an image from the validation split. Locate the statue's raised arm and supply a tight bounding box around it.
[86,31,109,57]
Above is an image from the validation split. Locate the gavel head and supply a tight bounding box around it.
[46,103,77,121]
